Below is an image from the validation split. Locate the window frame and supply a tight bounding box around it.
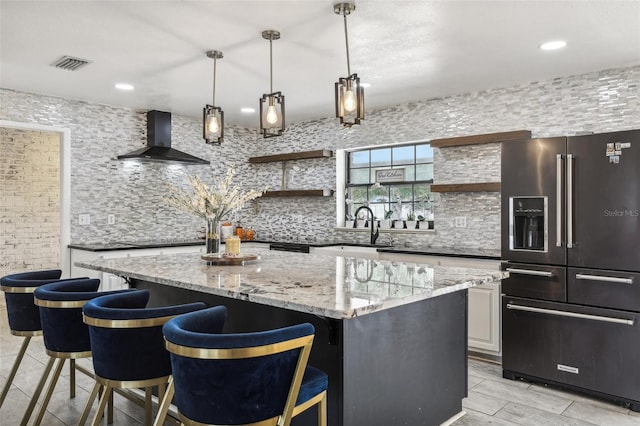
[336,140,434,227]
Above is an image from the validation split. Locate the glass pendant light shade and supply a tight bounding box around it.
[260,92,285,137]
[259,30,285,138]
[335,73,364,126]
[203,104,224,144]
[334,2,364,128]
[203,50,224,145]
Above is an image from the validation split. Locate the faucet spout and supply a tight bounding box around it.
[354,206,379,245]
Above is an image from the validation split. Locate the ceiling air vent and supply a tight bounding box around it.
[51,55,92,71]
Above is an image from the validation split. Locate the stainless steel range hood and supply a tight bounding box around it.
[117,110,210,165]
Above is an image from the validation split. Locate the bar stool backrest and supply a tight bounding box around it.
[1,269,63,334]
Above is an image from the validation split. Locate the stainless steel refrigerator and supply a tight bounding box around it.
[501,129,640,411]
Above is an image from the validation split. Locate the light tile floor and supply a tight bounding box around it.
[2,298,640,425]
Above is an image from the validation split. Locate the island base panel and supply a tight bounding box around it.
[131,279,468,426]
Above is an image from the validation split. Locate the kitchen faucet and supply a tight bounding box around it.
[354,205,379,245]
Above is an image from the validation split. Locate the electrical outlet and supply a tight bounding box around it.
[454,216,467,228]
[79,214,91,226]
[107,214,116,225]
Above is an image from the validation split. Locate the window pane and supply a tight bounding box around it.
[349,168,370,184]
[371,148,391,167]
[370,185,389,203]
[416,164,433,181]
[350,187,368,204]
[416,144,433,162]
[350,151,369,167]
[392,146,414,165]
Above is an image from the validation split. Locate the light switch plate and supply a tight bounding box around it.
[79,214,90,226]
[454,216,467,228]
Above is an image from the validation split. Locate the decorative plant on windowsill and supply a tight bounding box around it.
[405,211,417,230]
[165,167,267,255]
[379,210,394,229]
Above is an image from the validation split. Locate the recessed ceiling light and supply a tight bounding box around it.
[359,82,371,88]
[539,40,567,51]
[115,83,134,91]
[241,107,256,113]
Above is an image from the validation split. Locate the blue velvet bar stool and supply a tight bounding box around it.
[80,290,207,426]
[0,269,66,408]
[155,306,328,426]
[21,278,131,426]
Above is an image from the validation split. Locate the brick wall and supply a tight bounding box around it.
[0,128,61,275]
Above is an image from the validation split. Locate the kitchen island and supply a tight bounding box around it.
[77,247,507,426]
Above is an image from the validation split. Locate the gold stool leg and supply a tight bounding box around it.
[145,386,153,426]
[78,382,102,426]
[319,392,327,426]
[70,358,76,398]
[0,336,31,408]
[91,385,112,426]
[108,388,114,424]
[153,376,174,426]
[20,356,55,426]
[33,358,66,426]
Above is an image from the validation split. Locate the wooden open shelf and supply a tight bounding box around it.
[430,130,531,148]
[249,149,333,164]
[261,189,334,197]
[430,183,501,193]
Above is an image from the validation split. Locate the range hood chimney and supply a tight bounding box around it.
[117,110,210,165]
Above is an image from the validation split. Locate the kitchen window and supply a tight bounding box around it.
[341,142,434,225]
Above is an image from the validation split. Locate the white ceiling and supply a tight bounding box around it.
[2,1,640,128]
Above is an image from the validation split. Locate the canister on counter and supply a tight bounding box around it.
[225,236,241,256]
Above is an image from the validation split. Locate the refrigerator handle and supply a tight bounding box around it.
[506,304,635,326]
[556,154,563,247]
[505,268,554,277]
[567,154,574,248]
[575,274,634,284]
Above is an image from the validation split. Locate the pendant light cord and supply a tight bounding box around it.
[343,12,351,76]
[269,38,274,93]
[212,57,217,106]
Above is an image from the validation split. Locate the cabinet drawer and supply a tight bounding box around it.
[568,268,640,312]
[501,262,566,302]
[502,296,640,403]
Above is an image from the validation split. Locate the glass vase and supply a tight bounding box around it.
[206,219,221,254]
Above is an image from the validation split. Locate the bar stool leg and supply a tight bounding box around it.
[78,382,102,426]
[20,356,55,426]
[145,387,152,426]
[90,385,113,426]
[70,358,76,398]
[153,376,174,426]
[0,336,31,408]
[108,388,114,424]
[32,358,66,426]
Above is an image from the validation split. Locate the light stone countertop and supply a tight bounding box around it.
[76,247,508,320]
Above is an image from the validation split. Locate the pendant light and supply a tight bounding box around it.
[203,50,224,145]
[334,2,364,127]
[259,30,285,138]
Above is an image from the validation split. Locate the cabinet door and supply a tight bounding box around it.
[468,283,501,354]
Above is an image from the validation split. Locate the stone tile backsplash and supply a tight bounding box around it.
[2,65,640,255]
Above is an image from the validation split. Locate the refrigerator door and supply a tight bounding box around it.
[501,137,566,265]
[567,130,640,271]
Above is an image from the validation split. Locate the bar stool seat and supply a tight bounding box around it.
[80,289,207,426]
[22,278,132,426]
[155,306,328,426]
[0,269,65,408]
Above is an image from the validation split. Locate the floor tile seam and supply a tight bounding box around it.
[464,389,510,416]
[471,383,572,416]
[561,400,638,425]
